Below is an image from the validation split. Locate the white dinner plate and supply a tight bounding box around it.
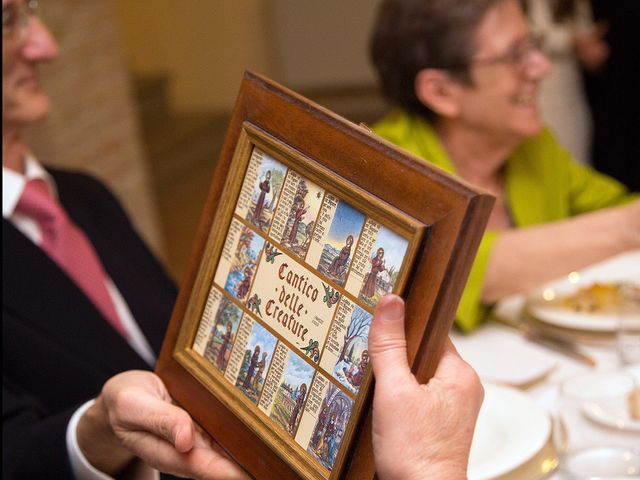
[583,400,640,433]
[468,383,551,480]
[526,251,640,332]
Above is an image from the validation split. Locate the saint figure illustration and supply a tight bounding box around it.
[288,383,307,433]
[361,247,386,298]
[318,413,337,460]
[329,428,342,465]
[243,345,261,389]
[236,266,253,300]
[216,321,233,370]
[311,404,327,447]
[253,170,271,223]
[288,199,308,245]
[343,349,369,388]
[328,235,354,276]
[251,352,268,391]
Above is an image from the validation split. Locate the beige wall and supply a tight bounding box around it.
[270,0,380,90]
[115,1,278,112]
[115,1,380,113]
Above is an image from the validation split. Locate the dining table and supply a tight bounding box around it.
[452,250,640,480]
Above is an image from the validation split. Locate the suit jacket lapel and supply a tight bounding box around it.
[51,170,174,356]
[3,220,149,375]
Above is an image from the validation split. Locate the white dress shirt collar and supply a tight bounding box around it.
[2,154,57,219]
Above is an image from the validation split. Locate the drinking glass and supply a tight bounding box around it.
[555,371,640,479]
[617,284,640,366]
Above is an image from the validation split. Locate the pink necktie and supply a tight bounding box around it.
[16,178,128,339]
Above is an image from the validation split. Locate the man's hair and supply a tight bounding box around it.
[370,0,501,121]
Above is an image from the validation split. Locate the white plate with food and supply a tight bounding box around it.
[468,383,553,480]
[526,251,640,332]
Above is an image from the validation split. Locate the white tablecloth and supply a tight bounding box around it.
[453,320,636,479]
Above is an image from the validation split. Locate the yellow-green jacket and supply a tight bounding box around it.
[373,110,633,331]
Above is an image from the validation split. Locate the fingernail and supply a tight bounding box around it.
[378,295,404,323]
[172,426,181,444]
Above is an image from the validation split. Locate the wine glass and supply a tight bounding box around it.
[617,283,640,366]
[555,370,640,479]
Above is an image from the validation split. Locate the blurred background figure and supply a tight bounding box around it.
[584,0,640,191]
[524,0,608,165]
[369,0,639,331]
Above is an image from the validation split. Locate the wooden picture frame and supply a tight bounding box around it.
[156,71,493,480]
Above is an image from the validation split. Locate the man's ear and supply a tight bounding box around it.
[414,68,462,118]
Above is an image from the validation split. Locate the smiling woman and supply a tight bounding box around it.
[370,0,639,331]
[441,0,551,144]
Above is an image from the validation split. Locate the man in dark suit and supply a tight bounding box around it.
[3,2,482,478]
[3,168,179,478]
[2,2,247,478]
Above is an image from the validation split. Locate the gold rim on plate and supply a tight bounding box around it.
[487,430,558,480]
